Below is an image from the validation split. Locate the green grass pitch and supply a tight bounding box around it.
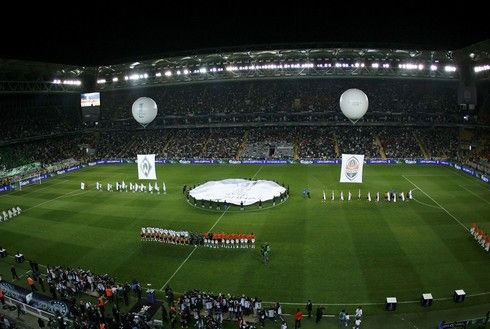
[0,164,489,318]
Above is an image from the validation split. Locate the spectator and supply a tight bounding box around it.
[315,306,325,323]
[37,317,45,328]
[294,308,303,329]
[306,300,313,318]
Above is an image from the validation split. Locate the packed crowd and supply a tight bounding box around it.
[45,265,118,299]
[416,128,459,159]
[163,129,209,159]
[0,135,85,170]
[380,127,422,159]
[200,128,243,160]
[40,266,163,328]
[0,93,81,142]
[2,253,370,329]
[0,126,465,174]
[0,78,482,151]
[0,76,478,171]
[0,77,463,137]
[336,127,380,158]
[100,79,461,128]
[298,127,336,159]
[176,289,262,329]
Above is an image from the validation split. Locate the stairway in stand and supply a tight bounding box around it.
[413,132,429,159]
[333,134,340,157]
[374,135,387,159]
[236,130,248,160]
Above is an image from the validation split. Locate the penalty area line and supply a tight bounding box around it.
[458,184,490,205]
[0,178,70,199]
[402,175,468,231]
[23,190,88,212]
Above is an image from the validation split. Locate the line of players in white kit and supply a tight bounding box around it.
[141,227,191,244]
[470,223,490,252]
[81,181,166,194]
[323,190,413,202]
[1,206,22,222]
[140,227,256,248]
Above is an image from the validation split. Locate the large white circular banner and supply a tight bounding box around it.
[189,179,286,206]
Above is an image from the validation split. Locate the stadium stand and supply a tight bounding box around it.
[0,55,489,329]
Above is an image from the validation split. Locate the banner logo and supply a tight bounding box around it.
[137,154,156,180]
[140,157,152,178]
[345,156,360,181]
[340,154,364,183]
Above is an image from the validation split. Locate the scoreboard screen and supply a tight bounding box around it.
[81,92,100,123]
[80,92,100,107]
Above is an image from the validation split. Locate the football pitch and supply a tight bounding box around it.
[0,164,489,318]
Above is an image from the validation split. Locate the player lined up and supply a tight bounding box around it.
[141,227,192,244]
[140,228,256,248]
[470,223,490,252]
[90,181,167,194]
[1,206,22,222]
[203,232,256,249]
[325,190,413,202]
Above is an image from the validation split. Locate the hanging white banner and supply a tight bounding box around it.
[137,154,157,180]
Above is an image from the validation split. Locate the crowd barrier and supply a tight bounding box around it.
[0,281,69,317]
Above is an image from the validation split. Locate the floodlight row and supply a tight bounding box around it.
[94,62,459,84]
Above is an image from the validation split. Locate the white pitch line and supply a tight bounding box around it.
[23,190,88,212]
[449,169,490,190]
[0,179,69,198]
[458,184,490,205]
[412,197,441,209]
[160,246,198,291]
[397,315,419,329]
[251,165,263,179]
[21,174,124,212]
[160,208,229,291]
[160,165,271,291]
[403,175,468,231]
[410,188,441,209]
[207,208,229,233]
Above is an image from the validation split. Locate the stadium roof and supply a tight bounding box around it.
[1,5,488,66]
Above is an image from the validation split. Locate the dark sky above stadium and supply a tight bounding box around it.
[1,3,488,66]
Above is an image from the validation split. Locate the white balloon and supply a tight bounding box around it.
[339,89,369,124]
[131,97,158,127]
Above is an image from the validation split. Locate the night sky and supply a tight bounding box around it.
[1,3,488,66]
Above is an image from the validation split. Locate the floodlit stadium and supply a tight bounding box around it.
[0,31,489,329]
